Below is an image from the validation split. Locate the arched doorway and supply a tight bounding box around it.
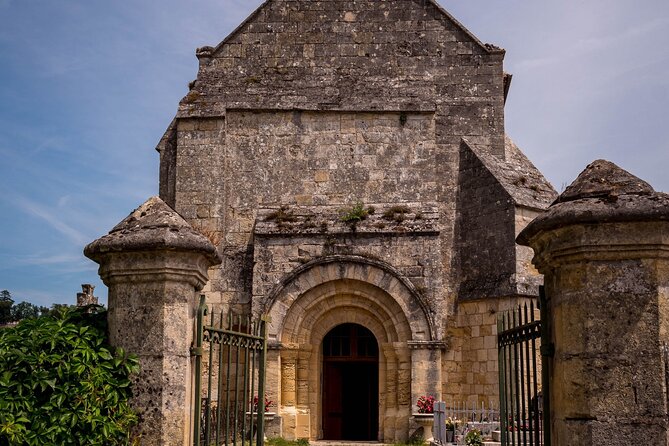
[322,323,379,440]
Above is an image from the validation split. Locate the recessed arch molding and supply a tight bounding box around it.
[262,255,438,342]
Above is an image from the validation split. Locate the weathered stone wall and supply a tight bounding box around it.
[442,298,538,403]
[180,0,506,148]
[456,141,516,300]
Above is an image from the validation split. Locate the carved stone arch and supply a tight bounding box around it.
[264,255,436,342]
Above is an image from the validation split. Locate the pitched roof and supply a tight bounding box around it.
[462,136,557,210]
[206,0,501,56]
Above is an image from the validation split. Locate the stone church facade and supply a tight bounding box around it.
[156,0,556,442]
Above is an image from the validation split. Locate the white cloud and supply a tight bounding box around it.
[9,195,89,245]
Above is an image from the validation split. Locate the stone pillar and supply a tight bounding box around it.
[517,160,669,446]
[85,197,221,446]
[395,343,412,439]
[295,346,312,439]
[296,346,312,408]
[265,346,282,438]
[279,347,299,439]
[408,342,444,412]
[382,343,398,442]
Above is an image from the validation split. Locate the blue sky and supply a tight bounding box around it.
[1,0,667,307]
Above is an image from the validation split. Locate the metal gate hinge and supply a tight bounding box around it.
[541,343,555,358]
[190,346,204,357]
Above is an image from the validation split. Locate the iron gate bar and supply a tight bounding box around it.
[193,296,206,446]
[523,305,532,446]
[539,287,552,446]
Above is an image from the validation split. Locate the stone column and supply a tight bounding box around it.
[517,160,669,446]
[381,343,398,442]
[265,346,282,438]
[279,347,299,439]
[408,342,444,411]
[85,197,221,446]
[395,343,412,439]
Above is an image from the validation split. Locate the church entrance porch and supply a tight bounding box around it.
[322,323,379,441]
[259,257,444,443]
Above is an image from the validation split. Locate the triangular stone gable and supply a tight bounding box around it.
[210,0,495,56]
[179,0,506,118]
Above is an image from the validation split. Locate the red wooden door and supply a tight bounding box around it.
[322,324,378,440]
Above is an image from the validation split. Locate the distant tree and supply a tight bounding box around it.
[0,290,13,324]
[47,303,74,317]
[10,301,41,321]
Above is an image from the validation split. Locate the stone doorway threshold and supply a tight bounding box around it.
[310,442,391,446]
[311,442,501,446]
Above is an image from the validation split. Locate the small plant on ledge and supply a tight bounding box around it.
[339,202,371,224]
[383,205,411,223]
[416,395,436,414]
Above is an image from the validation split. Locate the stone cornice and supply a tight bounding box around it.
[527,221,669,271]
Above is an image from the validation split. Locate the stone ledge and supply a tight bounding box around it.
[254,205,440,236]
[407,340,447,350]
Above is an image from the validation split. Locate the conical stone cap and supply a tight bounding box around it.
[517,159,669,246]
[555,159,654,203]
[85,196,220,264]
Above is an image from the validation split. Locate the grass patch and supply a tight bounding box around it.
[267,437,309,446]
[383,205,411,223]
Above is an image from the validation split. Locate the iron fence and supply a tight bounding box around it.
[192,295,269,446]
[497,287,551,446]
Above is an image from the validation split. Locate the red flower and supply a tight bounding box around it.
[416,395,436,414]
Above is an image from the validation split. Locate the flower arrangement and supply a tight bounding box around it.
[444,417,456,431]
[253,394,274,413]
[416,395,436,414]
[464,429,483,446]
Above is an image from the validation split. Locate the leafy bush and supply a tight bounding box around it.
[0,306,139,445]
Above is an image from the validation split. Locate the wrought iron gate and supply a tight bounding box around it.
[192,295,269,446]
[497,287,551,446]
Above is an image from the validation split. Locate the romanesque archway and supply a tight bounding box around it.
[262,256,442,442]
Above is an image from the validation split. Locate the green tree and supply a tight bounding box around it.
[0,291,13,325]
[10,301,40,322]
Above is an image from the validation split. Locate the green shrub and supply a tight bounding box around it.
[0,306,139,445]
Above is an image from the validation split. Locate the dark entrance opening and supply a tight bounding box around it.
[322,323,379,440]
